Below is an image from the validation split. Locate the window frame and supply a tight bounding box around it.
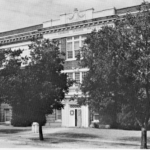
[55,109,62,121]
[66,35,86,61]
[67,71,87,87]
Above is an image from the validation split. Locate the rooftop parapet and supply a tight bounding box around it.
[43,7,116,28]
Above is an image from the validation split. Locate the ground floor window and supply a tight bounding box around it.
[55,109,62,120]
[4,109,11,122]
[94,114,99,121]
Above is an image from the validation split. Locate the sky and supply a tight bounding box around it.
[0,0,149,32]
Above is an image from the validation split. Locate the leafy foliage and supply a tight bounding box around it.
[0,39,71,139]
[78,2,150,148]
[114,2,150,128]
[77,27,122,126]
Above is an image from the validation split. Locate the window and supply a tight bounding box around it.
[82,72,87,79]
[94,114,99,120]
[74,41,80,57]
[67,37,73,59]
[66,35,86,60]
[67,71,88,87]
[67,42,73,58]
[58,40,61,52]
[67,73,73,80]
[56,110,61,120]
[4,109,11,122]
[75,72,80,85]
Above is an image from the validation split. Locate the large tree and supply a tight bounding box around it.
[78,2,150,148]
[77,27,121,127]
[0,39,71,140]
[114,2,150,148]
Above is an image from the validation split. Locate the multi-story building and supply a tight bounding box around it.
[0,4,141,127]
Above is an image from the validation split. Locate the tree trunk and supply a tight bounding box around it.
[39,124,44,141]
[141,127,147,149]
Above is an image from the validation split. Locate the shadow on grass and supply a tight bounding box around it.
[119,137,140,142]
[31,137,78,144]
[103,142,140,148]
[30,137,141,148]
[30,132,99,144]
[0,129,30,134]
[119,136,150,143]
[48,132,99,139]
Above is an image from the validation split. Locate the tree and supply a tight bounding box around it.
[77,27,121,127]
[0,39,71,140]
[113,2,150,148]
[78,2,150,148]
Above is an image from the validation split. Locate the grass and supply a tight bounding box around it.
[0,125,150,148]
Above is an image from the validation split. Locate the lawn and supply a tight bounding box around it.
[0,125,150,148]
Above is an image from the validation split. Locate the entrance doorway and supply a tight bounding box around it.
[4,109,11,122]
[75,109,82,127]
[69,105,82,127]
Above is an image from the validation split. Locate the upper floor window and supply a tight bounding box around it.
[75,72,80,86]
[82,72,87,81]
[66,35,86,60]
[67,73,73,80]
[67,71,87,87]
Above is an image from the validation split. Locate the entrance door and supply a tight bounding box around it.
[4,109,11,122]
[75,109,82,127]
[77,109,82,127]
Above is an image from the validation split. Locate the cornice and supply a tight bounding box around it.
[0,33,43,46]
[0,15,117,46]
[0,3,142,46]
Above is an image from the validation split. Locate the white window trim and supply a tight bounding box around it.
[66,36,85,61]
[61,68,89,73]
[66,71,88,88]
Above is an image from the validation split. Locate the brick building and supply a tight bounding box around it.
[0,4,141,127]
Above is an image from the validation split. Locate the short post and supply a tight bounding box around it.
[32,122,39,133]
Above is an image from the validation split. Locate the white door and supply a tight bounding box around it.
[77,109,82,127]
[69,108,75,127]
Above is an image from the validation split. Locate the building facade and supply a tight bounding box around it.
[0,4,140,127]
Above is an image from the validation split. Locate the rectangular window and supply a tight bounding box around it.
[66,35,87,60]
[58,40,61,52]
[94,114,99,120]
[74,41,80,57]
[81,40,84,46]
[4,109,11,122]
[56,110,61,120]
[74,41,79,50]
[75,72,80,85]
[67,51,73,59]
[82,72,87,81]
[74,36,79,40]
[67,42,73,59]
[67,42,72,50]
[67,37,72,41]
[67,73,73,80]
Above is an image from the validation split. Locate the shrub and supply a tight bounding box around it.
[11,113,32,127]
[11,110,46,127]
